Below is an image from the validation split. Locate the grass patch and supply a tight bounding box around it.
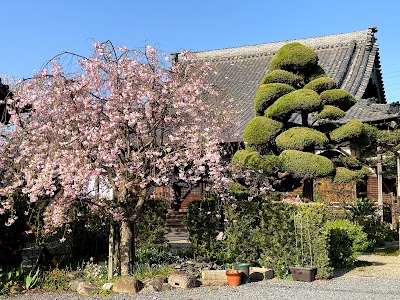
[373,246,400,256]
[132,263,173,281]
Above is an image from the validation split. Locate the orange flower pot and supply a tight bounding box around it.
[226,270,242,286]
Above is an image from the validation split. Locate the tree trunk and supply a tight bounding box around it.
[120,219,132,276]
[303,178,314,202]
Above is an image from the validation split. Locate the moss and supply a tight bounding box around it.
[330,119,365,143]
[254,83,295,116]
[314,105,346,121]
[269,42,319,72]
[320,89,356,111]
[279,150,334,179]
[260,70,305,88]
[243,116,283,146]
[265,89,321,120]
[275,127,328,151]
[303,77,337,94]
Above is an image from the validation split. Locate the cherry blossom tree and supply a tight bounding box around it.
[1,42,235,275]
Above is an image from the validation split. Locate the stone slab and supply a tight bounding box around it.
[250,267,274,280]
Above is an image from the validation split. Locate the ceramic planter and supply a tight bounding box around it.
[289,266,317,282]
[226,270,242,286]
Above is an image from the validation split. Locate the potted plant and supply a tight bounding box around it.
[226,266,242,286]
[289,212,317,282]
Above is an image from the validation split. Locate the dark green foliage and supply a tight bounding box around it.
[324,219,368,267]
[346,198,376,226]
[224,200,261,263]
[307,65,327,82]
[279,150,334,179]
[330,119,365,143]
[186,198,225,262]
[259,202,297,277]
[331,154,363,170]
[314,105,346,121]
[254,83,295,116]
[269,42,319,73]
[134,199,168,251]
[259,202,332,279]
[275,127,328,151]
[334,167,358,184]
[243,116,283,146]
[320,89,356,111]
[260,70,304,88]
[303,77,337,94]
[265,89,321,120]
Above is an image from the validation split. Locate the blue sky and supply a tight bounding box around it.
[2,0,400,102]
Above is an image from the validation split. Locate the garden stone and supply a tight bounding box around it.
[101,282,114,290]
[9,285,23,294]
[161,282,173,291]
[168,271,196,289]
[201,270,228,286]
[69,279,86,291]
[77,281,100,296]
[112,277,144,294]
[250,267,274,281]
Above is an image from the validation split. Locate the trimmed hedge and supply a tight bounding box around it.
[260,70,305,88]
[269,42,319,72]
[265,89,321,120]
[320,89,356,111]
[243,116,283,145]
[254,83,295,116]
[314,105,346,121]
[279,150,334,179]
[334,166,371,184]
[325,219,368,267]
[303,77,337,94]
[330,119,365,143]
[275,127,328,151]
[232,150,281,175]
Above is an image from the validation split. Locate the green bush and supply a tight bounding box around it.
[320,89,356,111]
[275,127,328,151]
[325,219,368,267]
[265,89,321,120]
[243,116,283,146]
[334,167,371,184]
[254,83,295,116]
[330,119,365,143]
[40,268,70,291]
[279,150,334,179]
[260,70,304,88]
[303,77,337,94]
[186,198,225,262]
[314,105,345,121]
[269,42,319,72]
[231,150,281,175]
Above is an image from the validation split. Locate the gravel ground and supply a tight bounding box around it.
[3,250,400,300]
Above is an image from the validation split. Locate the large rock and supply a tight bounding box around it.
[140,276,167,293]
[168,271,196,289]
[69,279,86,291]
[112,277,144,294]
[76,282,100,296]
[249,267,274,281]
[200,270,228,286]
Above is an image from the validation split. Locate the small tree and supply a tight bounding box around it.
[234,42,370,200]
[0,43,235,275]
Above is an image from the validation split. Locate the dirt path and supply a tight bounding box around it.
[338,243,400,279]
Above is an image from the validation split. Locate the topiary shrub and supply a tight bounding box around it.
[265,89,321,120]
[325,219,368,267]
[334,167,357,184]
[254,83,295,116]
[307,65,327,82]
[320,89,356,111]
[269,42,319,73]
[330,119,365,143]
[260,70,305,88]
[275,127,328,151]
[279,150,334,179]
[303,77,337,94]
[314,105,345,121]
[243,116,283,146]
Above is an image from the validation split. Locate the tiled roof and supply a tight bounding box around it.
[338,98,399,124]
[195,27,385,140]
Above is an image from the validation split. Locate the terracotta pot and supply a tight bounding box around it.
[226,270,242,286]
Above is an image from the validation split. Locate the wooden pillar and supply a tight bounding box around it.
[377,146,384,222]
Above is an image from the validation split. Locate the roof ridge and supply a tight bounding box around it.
[196,27,377,61]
